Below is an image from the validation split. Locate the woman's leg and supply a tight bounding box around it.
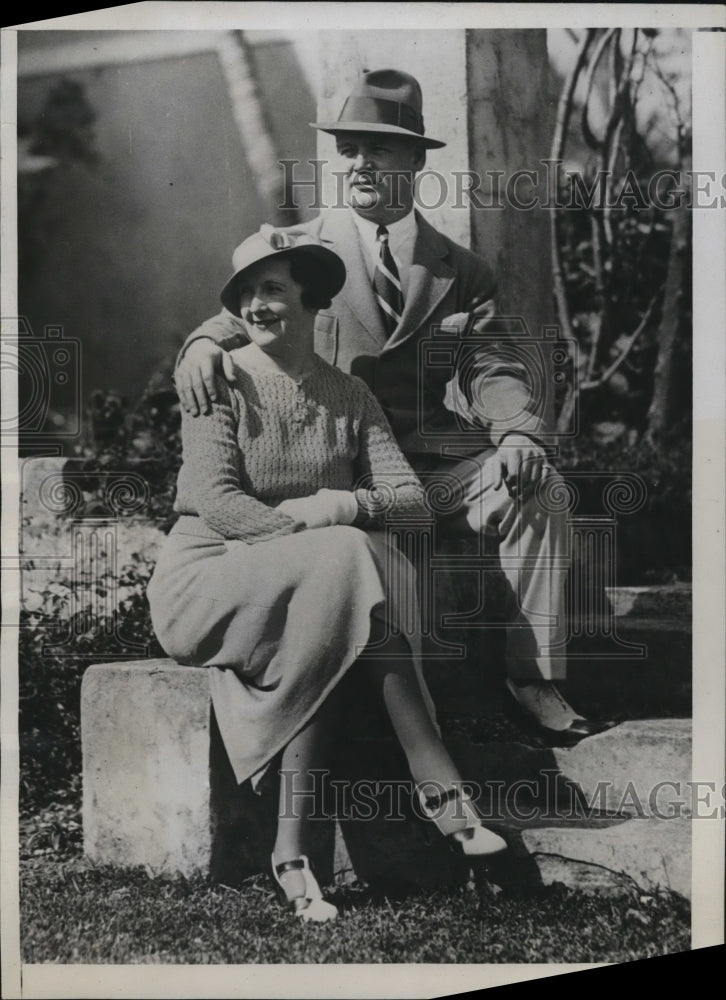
[368,662,462,791]
[365,620,505,849]
[272,686,341,903]
[365,619,461,791]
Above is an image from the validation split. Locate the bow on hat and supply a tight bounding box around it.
[220,226,347,317]
[258,223,318,251]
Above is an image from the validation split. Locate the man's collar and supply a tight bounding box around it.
[350,207,417,244]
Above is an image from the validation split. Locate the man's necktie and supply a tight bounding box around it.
[373,225,404,335]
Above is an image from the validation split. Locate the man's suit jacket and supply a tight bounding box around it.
[184,209,544,456]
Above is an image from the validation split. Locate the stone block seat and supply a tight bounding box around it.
[82,658,693,899]
[81,658,466,889]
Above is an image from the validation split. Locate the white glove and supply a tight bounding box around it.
[277,489,358,529]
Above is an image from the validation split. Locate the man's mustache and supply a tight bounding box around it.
[349,169,415,186]
[350,170,379,186]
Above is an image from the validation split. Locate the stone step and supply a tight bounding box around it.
[441,720,692,822]
[81,659,692,901]
[520,818,691,900]
[551,720,692,818]
[568,614,691,639]
[336,720,693,900]
[604,584,691,620]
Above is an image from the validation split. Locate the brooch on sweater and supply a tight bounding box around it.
[291,384,314,425]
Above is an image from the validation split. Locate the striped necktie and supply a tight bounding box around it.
[373,225,404,335]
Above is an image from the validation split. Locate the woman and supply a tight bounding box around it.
[148,227,506,923]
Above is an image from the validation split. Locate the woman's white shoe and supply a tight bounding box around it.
[271,854,339,922]
[416,785,508,856]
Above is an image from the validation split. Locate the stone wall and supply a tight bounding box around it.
[17,32,317,427]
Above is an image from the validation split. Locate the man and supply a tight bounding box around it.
[175,68,611,745]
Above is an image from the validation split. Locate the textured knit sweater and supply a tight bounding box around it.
[173,354,428,543]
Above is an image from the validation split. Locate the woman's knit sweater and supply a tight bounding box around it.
[173,354,428,543]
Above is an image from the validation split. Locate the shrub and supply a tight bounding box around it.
[19,383,177,812]
[557,425,692,583]
[19,549,164,813]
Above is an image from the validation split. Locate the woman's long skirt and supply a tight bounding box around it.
[147,522,436,788]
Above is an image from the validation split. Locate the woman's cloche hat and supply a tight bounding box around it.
[311,68,446,150]
[220,225,347,317]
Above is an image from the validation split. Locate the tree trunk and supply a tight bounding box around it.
[644,198,689,439]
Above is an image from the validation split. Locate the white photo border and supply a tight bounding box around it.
[2,4,724,998]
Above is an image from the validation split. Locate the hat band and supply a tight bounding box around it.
[338,96,424,135]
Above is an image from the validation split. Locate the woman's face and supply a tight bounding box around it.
[238,258,313,351]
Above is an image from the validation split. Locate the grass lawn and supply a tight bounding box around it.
[18,678,693,968]
[19,804,690,966]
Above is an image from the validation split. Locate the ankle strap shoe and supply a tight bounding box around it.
[416,785,508,857]
[271,854,338,922]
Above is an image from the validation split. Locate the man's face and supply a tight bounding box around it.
[334,132,425,223]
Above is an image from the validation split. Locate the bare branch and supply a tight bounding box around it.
[581,291,661,391]
[602,30,639,246]
[586,213,606,381]
[645,202,689,439]
[603,116,624,247]
[551,28,597,343]
[648,50,688,161]
[551,29,597,433]
[581,29,617,151]
[602,28,639,156]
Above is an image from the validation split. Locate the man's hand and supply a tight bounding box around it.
[488,433,550,497]
[277,490,358,529]
[175,339,236,416]
[467,294,497,323]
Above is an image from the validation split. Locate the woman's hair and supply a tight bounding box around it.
[288,254,334,311]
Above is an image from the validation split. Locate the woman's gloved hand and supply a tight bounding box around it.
[277,489,358,529]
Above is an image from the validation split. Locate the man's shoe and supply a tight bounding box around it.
[503,679,617,748]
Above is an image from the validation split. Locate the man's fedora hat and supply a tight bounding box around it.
[311,68,446,149]
[220,225,346,317]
